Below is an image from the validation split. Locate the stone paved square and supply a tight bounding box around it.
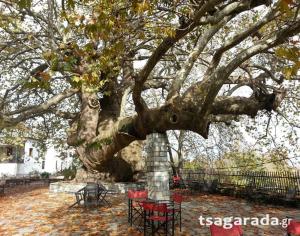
[0,187,299,235]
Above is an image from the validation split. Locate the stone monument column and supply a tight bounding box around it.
[145,133,170,200]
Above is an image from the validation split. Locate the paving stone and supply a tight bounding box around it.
[0,187,299,235]
[18,227,34,234]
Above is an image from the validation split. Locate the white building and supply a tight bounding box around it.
[0,140,73,177]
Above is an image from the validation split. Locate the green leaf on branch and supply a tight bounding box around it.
[23,77,51,90]
[278,0,293,15]
[66,0,75,9]
[283,62,300,79]
[87,138,113,150]
[275,47,300,62]
[18,0,31,9]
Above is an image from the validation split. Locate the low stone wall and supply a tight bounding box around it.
[49,181,86,194]
[49,181,146,194]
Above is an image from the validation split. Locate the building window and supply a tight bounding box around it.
[6,147,13,156]
[15,147,24,163]
[42,160,45,169]
[29,148,33,157]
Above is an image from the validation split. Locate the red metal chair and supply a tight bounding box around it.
[141,201,175,236]
[128,189,148,229]
[287,219,300,236]
[173,175,180,184]
[172,175,187,189]
[172,175,181,189]
[210,223,243,236]
[170,193,183,231]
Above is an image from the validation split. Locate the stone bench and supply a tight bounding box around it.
[49,181,146,194]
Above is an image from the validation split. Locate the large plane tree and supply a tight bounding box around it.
[0,0,300,181]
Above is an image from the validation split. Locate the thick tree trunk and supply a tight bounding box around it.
[97,140,144,182]
[69,87,146,182]
[76,141,145,182]
[74,141,144,182]
[68,84,286,182]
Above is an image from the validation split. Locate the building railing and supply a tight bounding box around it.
[172,169,300,198]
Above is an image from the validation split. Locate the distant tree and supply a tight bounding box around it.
[216,149,267,172]
[214,145,294,172]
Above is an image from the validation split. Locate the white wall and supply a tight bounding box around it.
[0,163,24,177]
[17,163,26,175]
[43,146,68,174]
[0,140,74,176]
[23,140,43,174]
[43,146,74,174]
